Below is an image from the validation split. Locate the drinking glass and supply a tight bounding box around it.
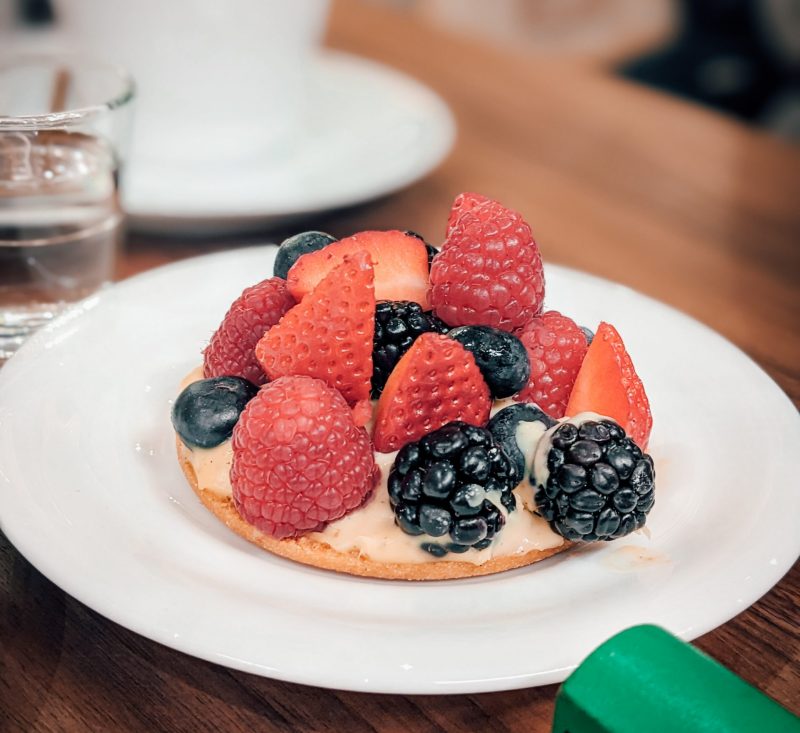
[0,55,134,363]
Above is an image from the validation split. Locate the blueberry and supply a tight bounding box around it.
[273,231,337,279]
[172,376,258,449]
[487,403,555,484]
[580,326,594,346]
[419,504,452,537]
[448,325,530,398]
[446,543,470,554]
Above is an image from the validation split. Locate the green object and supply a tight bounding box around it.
[553,625,800,733]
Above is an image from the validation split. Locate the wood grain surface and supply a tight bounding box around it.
[2,0,798,730]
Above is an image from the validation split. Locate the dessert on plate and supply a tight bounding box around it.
[172,193,655,580]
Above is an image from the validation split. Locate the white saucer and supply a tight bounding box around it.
[1,247,798,694]
[124,51,456,234]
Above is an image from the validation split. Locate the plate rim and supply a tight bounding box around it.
[1,247,798,694]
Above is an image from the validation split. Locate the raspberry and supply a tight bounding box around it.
[430,196,545,332]
[203,277,295,385]
[373,333,491,453]
[445,191,490,237]
[256,252,375,405]
[515,311,588,419]
[566,322,652,448]
[231,376,379,539]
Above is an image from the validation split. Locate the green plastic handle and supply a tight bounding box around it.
[553,625,800,733]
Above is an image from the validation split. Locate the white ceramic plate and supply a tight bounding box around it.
[1,248,798,694]
[123,51,456,234]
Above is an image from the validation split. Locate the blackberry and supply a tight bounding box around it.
[448,325,530,398]
[172,376,258,449]
[532,418,655,542]
[487,403,555,485]
[403,230,438,268]
[371,300,449,397]
[387,421,517,556]
[273,231,337,279]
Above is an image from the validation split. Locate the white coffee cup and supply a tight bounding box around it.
[54,0,330,165]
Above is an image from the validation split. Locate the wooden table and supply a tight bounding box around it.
[2,0,798,730]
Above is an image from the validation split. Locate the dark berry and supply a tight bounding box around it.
[387,421,516,556]
[172,376,258,449]
[580,326,594,346]
[532,418,656,541]
[487,403,556,486]
[273,231,337,279]
[448,325,530,398]
[371,300,449,397]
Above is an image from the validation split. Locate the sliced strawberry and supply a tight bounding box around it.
[286,230,429,307]
[256,252,375,404]
[565,322,652,448]
[373,333,491,453]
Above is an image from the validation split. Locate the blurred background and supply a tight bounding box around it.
[391,0,800,141]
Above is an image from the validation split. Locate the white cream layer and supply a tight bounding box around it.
[178,368,565,564]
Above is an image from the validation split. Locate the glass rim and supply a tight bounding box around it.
[0,53,135,131]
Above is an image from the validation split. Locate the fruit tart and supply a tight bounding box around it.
[172,194,655,580]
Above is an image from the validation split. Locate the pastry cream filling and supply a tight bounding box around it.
[178,368,566,564]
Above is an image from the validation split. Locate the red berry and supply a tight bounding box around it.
[515,311,589,419]
[565,322,652,448]
[445,191,490,236]
[231,376,379,539]
[256,252,375,405]
[373,333,491,453]
[286,230,429,307]
[203,277,295,385]
[430,197,545,332]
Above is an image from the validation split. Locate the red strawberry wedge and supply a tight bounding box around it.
[565,322,652,448]
[256,252,375,405]
[286,230,430,307]
[373,333,491,453]
[430,195,545,332]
